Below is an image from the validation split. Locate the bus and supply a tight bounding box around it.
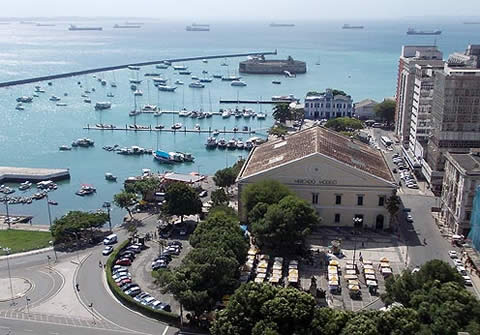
[380,136,393,147]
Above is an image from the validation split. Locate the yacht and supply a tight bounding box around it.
[95,101,112,110]
[157,85,177,92]
[75,184,96,196]
[19,181,32,191]
[256,112,266,119]
[105,173,117,181]
[245,140,254,150]
[72,138,94,147]
[199,78,213,83]
[243,109,253,118]
[175,80,184,85]
[235,110,243,118]
[128,65,141,70]
[222,75,241,81]
[49,95,61,101]
[221,110,232,118]
[142,104,157,111]
[129,78,142,84]
[217,138,227,149]
[134,90,143,96]
[178,109,191,117]
[236,140,244,149]
[153,150,174,164]
[205,137,217,149]
[272,94,298,101]
[231,80,247,87]
[189,82,205,88]
[15,103,25,110]
[176,152,194,162]
[173,65,188,71]
[16,96,33,103]
[227,139,237,150]
[171,122,183,130]
[152,77,167,84]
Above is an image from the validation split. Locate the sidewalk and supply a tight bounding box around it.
[0,222,50,232]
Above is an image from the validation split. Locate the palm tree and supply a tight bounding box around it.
[113,190,137,220]
[272,103,292,124]
[386,190,401,230]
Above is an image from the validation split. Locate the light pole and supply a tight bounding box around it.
[103,202,112,232]
[49,240,57,262]
[352,217,363,267]
[46,193,53,228]
[2,247,16,305]
[2,196,11,229]
[25,296,31,314]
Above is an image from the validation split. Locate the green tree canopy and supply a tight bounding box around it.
[374,100,396,124]
[211,188,229,207]
[164,182,203,222]
[113,190,137,220]
[241,179,293,216]
[331,89,347,96]
[269,124,288,137]
[272,103,292,124]
[251,195,319,253]
[324,117,364,132]
[125,177,161,200]
[51,211,108,244]
[386,190,401,228]
[213,168,237,189]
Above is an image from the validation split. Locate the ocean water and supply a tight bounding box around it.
[0,19,478,225]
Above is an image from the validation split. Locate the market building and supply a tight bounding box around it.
[237,126,398,229]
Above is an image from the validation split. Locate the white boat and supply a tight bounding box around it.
[156,64,169,69]
[178,110,190,117]
[157,85,177,92]
[105,173,117,181]
[202,59,208,63]
[227,139,237,149]
[171,122,183,129]
[95,101,112,110]
[222,75,241,81]
[56,102,67,106]
[129,78,142,84]
[189,82,205,88]
[19,181,32,190]
[15,103,25,110]
[107,93,114,97]
[272,94,298,101]
[129,110,142,116]
[174,80,184,85]
[205,137,217,148]
[134,90,143,96]
[199,78,213,83]
[256,112,266,119]
[152,77,167,84]
[231,80,247,87]
[191,76,199,81]
[221,110,231,118]
[49,95,61,101]
[16,96,33,103]
[236,140,244,149]
[245,140,254,150]
[173,65,188,71]
[128,65,141,70]
[194,124,201,131]
[34,87,45,93]
[142,104,157,111]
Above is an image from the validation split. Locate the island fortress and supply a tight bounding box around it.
[239,55,307,74]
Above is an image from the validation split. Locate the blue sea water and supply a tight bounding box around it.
[0,19,478,225]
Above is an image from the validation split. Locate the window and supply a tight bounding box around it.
[466,211,471,220]
[357,195,364,206]
[335,195,342,205]
[378,196,385,206]
[334,214,340,223]
[312,193,319,205]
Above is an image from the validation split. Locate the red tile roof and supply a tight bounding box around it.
[239,126,395,183]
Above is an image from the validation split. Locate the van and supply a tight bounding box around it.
[103,233,118,245]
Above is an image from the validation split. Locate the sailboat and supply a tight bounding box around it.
[129,93,142,116]
[221,58,228,66]
[111,71,117,87]
[143,80,157,111]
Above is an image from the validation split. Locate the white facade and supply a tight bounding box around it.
[304,89,353,120]
[354,99,378,120]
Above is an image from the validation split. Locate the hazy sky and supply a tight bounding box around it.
[4,0,480,20]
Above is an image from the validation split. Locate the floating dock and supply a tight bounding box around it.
[0,166,70,183]
[84,125,261,135]
[0,50,277,88]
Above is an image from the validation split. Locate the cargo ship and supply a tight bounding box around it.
[68,24,103,31]
[406,28,441,35]
[464,21,480,25]
[342,24,364,29]
[270,23,295,27]
[113,24,141,28]
[186,23,210,31]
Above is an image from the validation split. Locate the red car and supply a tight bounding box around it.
[117,278,132,286]
[115,258,132,266]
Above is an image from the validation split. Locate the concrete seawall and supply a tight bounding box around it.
[0,166,70,183]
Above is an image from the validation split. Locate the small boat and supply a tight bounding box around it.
[129,78,142,84]
[189,82,205,88]
[128,65,141,70]
[154,124,164,129]
[101,80,107,86]
[49,95,61,101]
[130,84,137,90]
[190,111,198,118]
[152,77,167,84]
[194,124,201,131]
[171,122,183,130]
[153,111,162,117]
[222,75,241,81]
[202,59,208,63]
[84,99,92,103]
[129,110,142,116]
[231,80,247,87]
[72,138,94,147]
[272,94,297,101]
[142,104,157,111]
[95,101,112,110]
[213,129,220,136]
[75,184,96,196]
[236,140,244,149]
[34,86,45,93]
[107,93,114,97]
[221,110,231,118]
[217,138,227,149]
[178,110,190,117]
[256,112,266,119]
[191,76,199,81]
[144,73,160,77]
[173,65,188,71]
[56,102,67,106]
[153,150,174,164]
[169,152,184,162]
[202,70,208,74]
[19,181,32,191]
[179,71,192,75]
[134,90,143,96]
[156,64,169,69]
[59,145,72,151]
[245,140,254,150]
[16,96,33,103]
[199,78,213,83]
[105,173,117,181]
[176,152,194,162]
[272,80,281,84]
[205,112,213,118]
[227,139,237,150]
[15,103,25,110]
[243,110,253,118]
[111,82,117,88]
[157,85,177,92]
[163,60,172,66]
[205,137,217,149]
[174,80,184,85]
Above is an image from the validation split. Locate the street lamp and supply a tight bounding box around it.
[1,247,16,305]
[2,196,11,229]
[49,240,57,262]
[352,217,363,267]
[103,202,112,232]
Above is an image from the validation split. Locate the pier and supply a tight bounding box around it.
[83,125,267,135]
[219,99,293,104]
[0,166,70,183]
[0,50,277,88]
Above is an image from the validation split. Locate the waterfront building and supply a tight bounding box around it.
[353,99,378,120]
[238,55,306,74]
[304,89,353,120]
[425,45,480,194]
[394,46,443,147]
[441,151,480,236]
[237,126,397,229]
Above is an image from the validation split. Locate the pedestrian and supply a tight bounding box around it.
[361,242,365,248]
[99,261,102,268]
[76,283,79,291]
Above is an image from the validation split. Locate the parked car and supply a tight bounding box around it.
[115,258,132,266]
[456,266,467,276]
[116,278,132,286]
[112,265,128,273]
[155,254,172,262]
[151,301,171,312]
[119,251,136,259]
[118,253,135,261]
[406,214,414,223]
[127,245,142,254]
[448,250,458,258]
[134,292,150,303]
[112,271,130,280]
[102,246,114,256]
[453,259,463,267]
[121,282,137,291]
[392,168,397,173]
[168,241,182,248]
[125,286,141,297]
[463,275,473,286]
[115,275,131,283]
[141,296,156,306]
[199,190,208,197]
[152,261,168,270]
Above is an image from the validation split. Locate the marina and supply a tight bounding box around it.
[83,125,262,134]
[0,167,70,183]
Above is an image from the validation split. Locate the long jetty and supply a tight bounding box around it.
[0,166,70,183]
[0,50,277,88]
[83,125,267,135]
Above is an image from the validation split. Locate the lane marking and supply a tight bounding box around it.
[162,326,169,335]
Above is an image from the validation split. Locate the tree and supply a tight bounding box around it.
[241,180,292,216]
[311,308,352,335]
[272,103,292,124]
[125,177,161,200]
[374,100,396,124]
[385,190,401,230]
[340,312,380,335]
[331,89,347,96]
[251,195,319,254]
[211,188,229,207]
[213,168,237,189]
[113,190,137,220]
[324,117,364,132]
[51,211,108,244]
[377,307,420,335]
[164,182,203,223]
[269,124,288,137]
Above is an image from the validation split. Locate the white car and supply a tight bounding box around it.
[453,259,463,267]
[448,250,458,258]
[463,275,473,286]
[457,266,467,276]
[406,214,414,223]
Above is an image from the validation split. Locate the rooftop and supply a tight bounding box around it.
[239,126,394,183]
[354,99,378,108]
[163,172,205,183]
[446,153,480,175]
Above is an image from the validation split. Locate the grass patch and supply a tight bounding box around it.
[0,230,52,254]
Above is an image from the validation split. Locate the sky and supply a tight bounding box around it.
[3,0,480,20]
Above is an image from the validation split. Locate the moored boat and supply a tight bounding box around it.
[75,184,96,196]
[105,173,117,181]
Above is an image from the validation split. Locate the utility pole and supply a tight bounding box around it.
[103,202,112,232]
[2,247,16,305]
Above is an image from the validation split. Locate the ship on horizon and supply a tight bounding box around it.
[406,27,441,35]
[342,24,364,29]
[114,24,141,29]
[464,21,480,25]
[68,24,103,31]
[270,23,295,27]
[186,23,210,31]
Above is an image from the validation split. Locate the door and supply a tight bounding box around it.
[376,215,384,230]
